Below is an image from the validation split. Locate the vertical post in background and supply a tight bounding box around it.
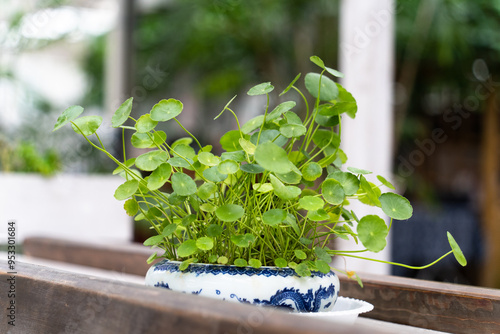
[106,0,134,117]
[336,0,395,275]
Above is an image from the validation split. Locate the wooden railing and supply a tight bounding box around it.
[1,237,499,333]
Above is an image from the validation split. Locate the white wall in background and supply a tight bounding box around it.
[0,173,132,243]
[337,0,395,275]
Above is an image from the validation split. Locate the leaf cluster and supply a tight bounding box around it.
[53,56,466,277]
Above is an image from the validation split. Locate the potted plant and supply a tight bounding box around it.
[53,56,466,313]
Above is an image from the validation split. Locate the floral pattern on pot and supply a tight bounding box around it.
[145,260,340,313]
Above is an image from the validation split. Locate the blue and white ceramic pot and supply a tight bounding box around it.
[145,260,340,313]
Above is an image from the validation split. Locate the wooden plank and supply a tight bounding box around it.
[0,262,394,334]
[23,237,500,333]
[339,272,500,334]
[23,237,157,276]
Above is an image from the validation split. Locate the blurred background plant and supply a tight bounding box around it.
[1,0,499,287]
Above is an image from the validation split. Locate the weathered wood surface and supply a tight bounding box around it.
[1,261,393,334]
[22,237,500,333]
[23,237,156,276]
[339,272,500,334]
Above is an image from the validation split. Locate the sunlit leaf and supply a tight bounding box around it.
[252,182,273,193]
[305,73,339,101]
[294,249,307,260]
[177,239,197,257]
[124,198,139,216]
[53,105,84,132]
[379,193,413,220]
[198,152,220,167]
[447,232,467,266]
[203,166,227,182]
[234,258,247,267]
[299,196,324,211]
[254,142,292,174]
[239,138,256,155]
[147,163,172,190]
[322,178,345,205]
[248,258,262,268]
[114,179,139,200]
[327,170,360,196]
[241,163,265,174]
[112,97,133,127]
[357,215,388,252]
[267,101,297,122]
[220,130,246,151]
[71,116,103,136]
[307,209,330,221]
[242,115,265,134]
[231,233,256,248]
[196,237,214,251]
[135,150,168,171]
[247,82,274,96]
[150,98,183,121]
[197,182,217,200]
[217,159,239,174]
[143,235,164,247]
[216,204,244,222]
[171,172,197,196]
[262,208,287,226]
[135,114,157,133]
[279,123,306,138]
[302,162,322,181]
[275,258,287,268]
[377,175,395,190]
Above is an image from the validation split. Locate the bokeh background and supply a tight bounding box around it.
[1,0,498,287]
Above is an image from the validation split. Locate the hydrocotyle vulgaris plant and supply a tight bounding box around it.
[53,56,466,281]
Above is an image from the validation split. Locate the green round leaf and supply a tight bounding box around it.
[177,240,198,257]
[200,203,216,212]
[220,130,246,152]
[172,144,196,160]
[197,182,217,200]
[294,249,307,260]
[135,114,158,133]
[275,170,302,184]
[305,73,339,101]
[196,237,214,251]
[322,178,345,205]
[124,198,139,216]
[314,247,332,263]
[230,233,256,248]
[252,183,273,193]
[250,129,288,147]
[53,105,84,132]
[221,151,246,162]
[269,174,301,200]
[217,160,239,174]
[307,209,330,221]
[447,232,467,266]
[357,215,389,252]
[131,132,154,149]
[254,142,292,174]
[240,163,265,174]
[242,115,265,134]
[299,196,324,211]
[171,172,197,196]
[71,116,103,136]
[203,166,227,182]
[112,97,133,128]
[135,150,168,171]
[327,171,360,196]
[315,260,331,274]
[379,193,413,220]
[162,223,177,237]
[207,224,223,237]
[279,123,306,138]
[275,258,287,268]
[310,55,325,69]
[247,82,274,96]
[302,162,322,181]
[234,258,248,267]
[267,101,297,122]
[377,175,396,190]
[358,176,382,207]
[274,257,288,268]
[179,258,198,270]
[217,256,228,264]
[147,163,172,190]
[150,98,183,121]
[295,262,311,277]
[239,138,256,155]
[248,258,262,269]
[168,157,193,169]
[215,204,244,222]
[198,152,220,167]
[114,179,139,200]
[262,209,287,227]
[143,235,165,247]
[315,113,340,127]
